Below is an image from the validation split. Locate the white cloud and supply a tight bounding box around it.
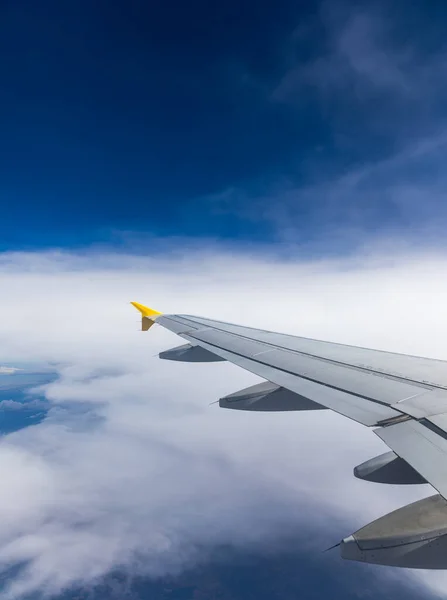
[0,247,446,598]
[0,399,47,411]
[214,122,447,253]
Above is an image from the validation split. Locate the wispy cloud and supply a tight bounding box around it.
[202,125,447,255]
[272,2,447,112]
[0,399,48,411]
[197,3,446,252]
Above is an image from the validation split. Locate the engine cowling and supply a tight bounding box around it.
[341,494,447,568]
[219,381,327,411]
[354,451,426,485]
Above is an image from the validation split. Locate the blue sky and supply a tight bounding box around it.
[1,0,446,252]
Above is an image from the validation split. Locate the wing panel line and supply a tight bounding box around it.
[168,315,437,392]
[178,332,401,426]
[175,329,405,410]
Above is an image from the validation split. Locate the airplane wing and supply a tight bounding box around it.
[131,302,447,569]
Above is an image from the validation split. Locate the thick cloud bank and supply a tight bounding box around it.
[0,248,447,598]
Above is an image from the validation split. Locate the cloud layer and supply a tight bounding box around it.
[1,247,447,598]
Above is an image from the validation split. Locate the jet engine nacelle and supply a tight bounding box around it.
[341,494,447,568]
[219,381,327,411]
[159,343,225,363]
[354,451,426,485]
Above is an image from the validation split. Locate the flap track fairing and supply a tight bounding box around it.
[219,381,327,412]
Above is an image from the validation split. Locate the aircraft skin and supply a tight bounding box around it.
[131,301,447,569]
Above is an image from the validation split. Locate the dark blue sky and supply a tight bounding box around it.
[1,0,446,251]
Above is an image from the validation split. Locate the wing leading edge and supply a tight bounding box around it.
[131,302,447,569]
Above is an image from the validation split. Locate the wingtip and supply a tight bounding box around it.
[130,301,162,317]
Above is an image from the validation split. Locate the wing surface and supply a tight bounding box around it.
[132,304,447,507]
[377,416,447,498]
[155,314,447,428]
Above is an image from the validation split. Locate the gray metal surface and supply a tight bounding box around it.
[354,494,447,547]
[377,420,447,499]
[159,343,225,362]
[341,533,447,569]
[182,331,402,426]
[172,315,447,388]
[157,314,427,426]
[190,328,426,404]
[354,451,426,485]
[428,413,447,431]
[152,311,447,567]
[219,381,327,411]
[341,495,447,568]
[391,389,447,419]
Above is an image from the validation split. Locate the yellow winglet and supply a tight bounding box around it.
[130,302,163,331]
[130,302,162,317]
